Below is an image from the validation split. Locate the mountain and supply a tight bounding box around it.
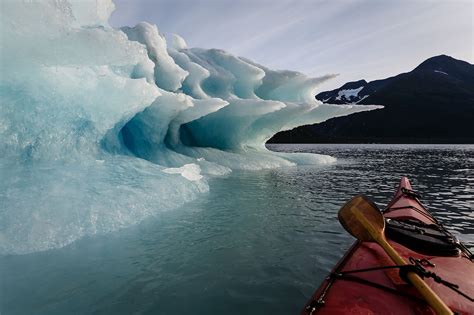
[315,79,369,104]
[269,55,474,143]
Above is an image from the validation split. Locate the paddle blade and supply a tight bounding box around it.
[338,195,385,242]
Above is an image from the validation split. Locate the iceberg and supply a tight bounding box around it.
[0,0,381,254]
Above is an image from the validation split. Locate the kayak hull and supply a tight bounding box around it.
[302,177,474,315]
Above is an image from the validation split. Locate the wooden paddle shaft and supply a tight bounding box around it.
[352,210,453,315]
[379,237,453,315]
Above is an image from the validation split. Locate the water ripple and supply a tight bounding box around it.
[1,144,473,315]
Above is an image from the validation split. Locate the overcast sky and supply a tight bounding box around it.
[110,0,473,90]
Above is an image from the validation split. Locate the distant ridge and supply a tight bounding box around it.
[269,55,474,143]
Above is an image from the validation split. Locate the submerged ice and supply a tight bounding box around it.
[0,0,381,255]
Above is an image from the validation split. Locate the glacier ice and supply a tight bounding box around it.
[0,0,381,255]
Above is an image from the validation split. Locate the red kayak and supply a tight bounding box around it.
[302,177,474,315]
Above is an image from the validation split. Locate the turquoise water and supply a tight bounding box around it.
[1,144,473,314]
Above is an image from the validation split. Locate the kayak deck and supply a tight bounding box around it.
[302,177,474,315]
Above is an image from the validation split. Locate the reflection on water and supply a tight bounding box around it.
[268,144,473,241]
[1,144,473,315]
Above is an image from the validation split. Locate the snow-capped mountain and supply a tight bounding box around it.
[315,74,400,105]
[316,55,473,106]
[271,55,474,143]
[316,80,368,104]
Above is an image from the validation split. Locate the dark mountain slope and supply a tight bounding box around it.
[270,55,474,143]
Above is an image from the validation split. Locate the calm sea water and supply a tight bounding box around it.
[1,144,473,315]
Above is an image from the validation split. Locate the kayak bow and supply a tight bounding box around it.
[302,177,474,315]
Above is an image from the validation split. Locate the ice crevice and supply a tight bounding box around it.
[0,0,382,254]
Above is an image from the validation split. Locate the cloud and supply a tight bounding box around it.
[110,0,474,90]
